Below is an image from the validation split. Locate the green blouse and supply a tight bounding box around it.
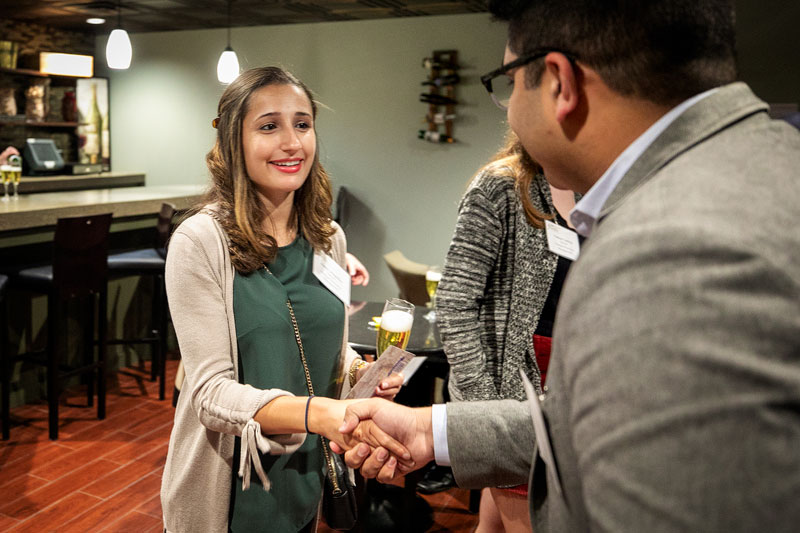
[229,236,344,532]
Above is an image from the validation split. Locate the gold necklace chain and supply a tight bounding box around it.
[282,287,342,495]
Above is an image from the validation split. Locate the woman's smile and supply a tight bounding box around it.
[270,158,304,174]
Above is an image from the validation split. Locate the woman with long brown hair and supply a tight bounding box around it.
[437,130,578,532]
[160,67,403,533]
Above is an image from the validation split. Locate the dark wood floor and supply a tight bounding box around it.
[0,359,478,532]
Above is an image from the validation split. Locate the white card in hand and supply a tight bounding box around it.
[520,371,563,497]
[345,345,415,399]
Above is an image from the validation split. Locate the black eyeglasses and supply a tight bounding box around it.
[480,48,577,110]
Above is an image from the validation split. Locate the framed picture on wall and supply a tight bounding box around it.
[76,77,111,171]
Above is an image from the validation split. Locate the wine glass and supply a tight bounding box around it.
[8,154,21,199]
[425,266,442,320]
[376,298,414,358]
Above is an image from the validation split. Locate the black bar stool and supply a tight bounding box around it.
[5,213,112,440]
[0,274,9,440]
[107,202,175,401]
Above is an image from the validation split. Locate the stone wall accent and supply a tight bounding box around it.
[0,19,94,69]
[1,20,93,160]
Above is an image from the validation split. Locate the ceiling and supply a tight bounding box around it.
[5,0,489,34]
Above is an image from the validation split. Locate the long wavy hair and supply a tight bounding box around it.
[202,66,335,273]
[482,130,551,229]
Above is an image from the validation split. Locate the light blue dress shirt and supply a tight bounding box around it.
[431,88,717,465]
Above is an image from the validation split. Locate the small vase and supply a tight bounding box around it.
[61,90,77,122]
[25,84,47,122]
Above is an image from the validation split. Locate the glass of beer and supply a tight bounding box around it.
[8,154,21,199]
[425,266,442,319]
[0,164,10,202]
[376,298,414,358]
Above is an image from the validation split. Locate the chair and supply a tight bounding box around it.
[383,250,430,306]
[334,185,353,228]
[106,202,175,401]
[5,213,112,440]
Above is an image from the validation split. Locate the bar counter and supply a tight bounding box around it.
[17,171,146,195]
[0,184,205,232]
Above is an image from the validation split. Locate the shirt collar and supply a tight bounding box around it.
[569,88,718,237]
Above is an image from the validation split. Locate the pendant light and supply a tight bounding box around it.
[217,0,240,84]
[106,1,132,69]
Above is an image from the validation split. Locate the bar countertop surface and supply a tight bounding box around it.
[17,171,146,194]
[0,184,206,231]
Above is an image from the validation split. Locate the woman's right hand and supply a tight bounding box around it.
[309,397,411,464]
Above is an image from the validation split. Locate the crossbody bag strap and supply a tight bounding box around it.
[285,298,343,496]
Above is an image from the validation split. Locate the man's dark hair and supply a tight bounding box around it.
[488,0,738,105]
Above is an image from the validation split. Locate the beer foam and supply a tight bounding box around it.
[426,271,442,282]
[381,309,414,332]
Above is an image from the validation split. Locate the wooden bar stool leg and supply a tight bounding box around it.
[149,274,160,383]
[157,274,167,401]
[84,294,96,407]
[47,292,60,440]
[97,288,107,420]
[1,297,9,441]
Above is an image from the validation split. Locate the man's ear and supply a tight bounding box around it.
[544,52,579,123]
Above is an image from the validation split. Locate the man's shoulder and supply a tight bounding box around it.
[602,87,800,234]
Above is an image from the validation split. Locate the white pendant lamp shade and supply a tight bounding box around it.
[217,46,239,84]
[106,28,132,69]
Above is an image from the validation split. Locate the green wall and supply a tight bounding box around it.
[97,13,510,302]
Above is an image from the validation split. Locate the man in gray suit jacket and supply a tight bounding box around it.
[334,1,800,531]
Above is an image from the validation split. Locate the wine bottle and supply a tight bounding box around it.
[421,74,461,87]
[426,112,456,125]
[86,83,102,164]
[101,109,109,162]
[419,93,458,106]
[422,58,460,71]
[418,130,455,143]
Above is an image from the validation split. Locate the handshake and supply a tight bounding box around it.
[325,399,436,483]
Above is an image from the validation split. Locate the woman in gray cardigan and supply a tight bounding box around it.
[437,132,577,532]
[161,67,404,533]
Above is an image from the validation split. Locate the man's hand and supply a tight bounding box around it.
[306,398,411,464]
[330,398,434,482]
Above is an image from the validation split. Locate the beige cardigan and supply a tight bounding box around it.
[161,209,360,533]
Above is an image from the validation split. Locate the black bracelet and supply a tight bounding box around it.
[305,395,315,434]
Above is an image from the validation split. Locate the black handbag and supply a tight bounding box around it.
[321,439,358,530]
[285,298,358,531]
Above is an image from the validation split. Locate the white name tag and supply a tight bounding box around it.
[545,220,580,261]
[313,251,351,305]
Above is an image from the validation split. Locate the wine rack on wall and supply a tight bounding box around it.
[418,49,459,144]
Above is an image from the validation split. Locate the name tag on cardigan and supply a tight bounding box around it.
[313,251,351,304]
[545,220,580,261]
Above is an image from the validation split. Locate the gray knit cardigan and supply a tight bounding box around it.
[437,167,562,401]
